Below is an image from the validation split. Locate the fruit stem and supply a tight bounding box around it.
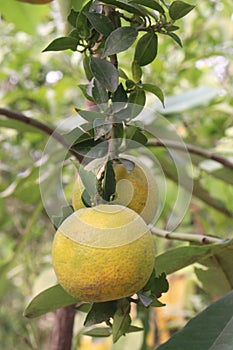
[108,114,119,159]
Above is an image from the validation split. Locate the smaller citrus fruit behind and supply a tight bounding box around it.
[52,204,155,302]
[72,156,159,224]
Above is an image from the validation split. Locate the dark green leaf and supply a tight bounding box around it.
[83,54,93,81]
[83,327,112,338]
[84,301,117,326]
[102,27,138,58]
[157,290,233,350]
[72,162,98,198]
[52,205,74,229]
[142,83,164,107]
[166,32,183,47]
[155,239,233,276]
[84,12,114,35]
[92,79,109,106]
[127,325,144,333]
[24,284,77,318]
[112,83,128,106]
[78,109,105,122]
[132,60,142,83]
[130,0,165,14]
[125,125,147,147]
[81,189,92,207]
[134,32,158,66]
[101,0,148,16]
[90,57,119,92]
[129,88,146,106]
[112,299,131,343]
[42,37,79,52]
[169,1,195,20]
[103,160,116,201]
[67,9,79,27]
[93,118,112,140]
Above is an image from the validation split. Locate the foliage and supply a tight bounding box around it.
[0,0,233,349]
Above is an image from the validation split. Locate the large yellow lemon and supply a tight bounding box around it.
[52,204,155,302]
[72,155,159,224]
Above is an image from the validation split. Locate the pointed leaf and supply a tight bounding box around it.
[134,32,158,66]
[130,0,165,14]
[83,327,112,338]
[132,60,142,83]
[90,57,119,92]
[24,284,77,318]
[112,299,131,343]
[169,1,195,20]
[102,27,138,58]
[103,160,116,201]
[101,0,147,16]
[42,37,79,52]
[84,12,114,35]
[78,109,105,122]
[166,32,183,47]
[72,162,98,198]
[142,83,164,107]
[84,301,117,326]
[157,291,233,350]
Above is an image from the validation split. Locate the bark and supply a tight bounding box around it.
[50,304,76,350]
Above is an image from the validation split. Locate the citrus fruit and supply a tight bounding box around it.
[72,155,159,224]
[52,204,155,302]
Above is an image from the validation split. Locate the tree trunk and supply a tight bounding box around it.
[50,304,76,350]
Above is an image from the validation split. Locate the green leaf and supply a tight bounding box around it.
[101,0,148,16]
[134,32,158,66]
[93,118,112,140]
[103,160,116,202]
[155,239,233,277]
[83,327,112,338]
[67,9,79,27]
[112,298,131,343]
[166,32,183,47]
[112,83,128,105]
[157,290,233,350]
[83,54,93,81]
[90,57,119,92]
[92,79,109,106]
[84,12,114,35]
[78,109,105,122]
[72,162,98,199]
[132,60,142,83]
[142,83,164,107]
[102,27,138,58]
[125,125,147,147]
[24,284,77,318]
[169,1,195,20]
[84,301,117,326]
[78,84,94,101]
[42,37,79,52]
[129,88,146,106]
[130,0,165,14]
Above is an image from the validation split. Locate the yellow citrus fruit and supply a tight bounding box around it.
[72,155,159,224]
[52,204,155,302]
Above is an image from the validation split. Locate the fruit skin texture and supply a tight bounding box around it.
[52,205,155,302]
[72,156,159,224]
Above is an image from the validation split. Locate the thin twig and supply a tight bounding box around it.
[147,138,233,170]
[149,226,224,245]
[0,108,83,162]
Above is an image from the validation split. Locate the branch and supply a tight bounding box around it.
[0,108,83,162]
[149,226,223,245]
[147,139,233,170]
